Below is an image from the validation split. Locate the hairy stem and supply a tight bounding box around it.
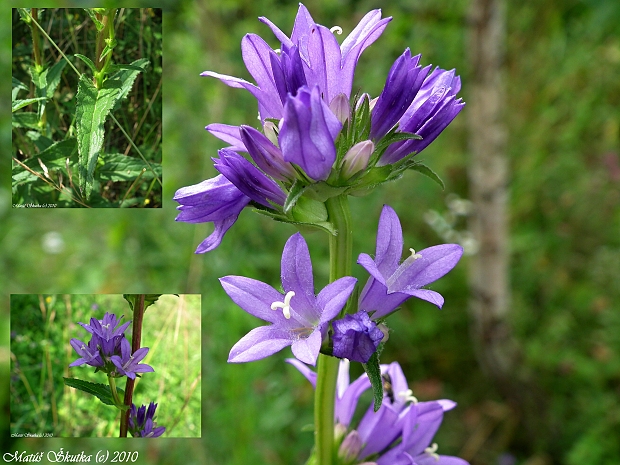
[314,195,353,465]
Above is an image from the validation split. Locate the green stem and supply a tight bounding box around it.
[30,9,42,68]
[108,375,121,406]
[314,195,353,465]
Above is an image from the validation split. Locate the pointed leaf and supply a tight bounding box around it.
[44,60,68,99]
[75,76,123,198]
[108,58,149,108]
[283,180,307,213]
[409,162,445,190]
[12,112,40,129]
[74,54,98,75]
[12,139,77,186]
[98,153,162,181]
[12,98,47,112]
[123,294,165,312]
[63,377,127,409]
[362,351,384,412]
[85,9,105,31]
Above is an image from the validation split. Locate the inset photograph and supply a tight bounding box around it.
[10,294,200,437]
[11,8,162,208]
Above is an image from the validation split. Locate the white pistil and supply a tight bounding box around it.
[424,443,440,461]
[271,291,295,319]
[398,389,418,404]
[386,248,424,290]
[330,25,343,35]
[409,248,423,260]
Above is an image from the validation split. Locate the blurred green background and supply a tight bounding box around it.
[2,0,619,464]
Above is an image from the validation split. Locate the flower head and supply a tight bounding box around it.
[203,5,391,120]
[358,205,463,318]
[69,336,104,368]
[78,312,130,342]
[221,232,356,365]
[128,402,166,438]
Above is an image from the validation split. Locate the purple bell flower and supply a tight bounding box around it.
[358,205,463,318]
[69,336,104,368]
[221,232,356,365]
[110,338,154,380]
[128,402,166,438]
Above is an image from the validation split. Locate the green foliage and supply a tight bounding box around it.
[63,378,126,409]
[11,8,162,207]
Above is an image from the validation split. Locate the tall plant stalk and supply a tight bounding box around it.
[314,195,353,465]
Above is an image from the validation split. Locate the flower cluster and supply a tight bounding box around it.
[69,312,153,380]
[174,4,464,253]
[128,402,166,438]
[289,359,469,465]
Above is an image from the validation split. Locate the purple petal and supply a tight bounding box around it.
[336,368,371,427]
[401,401,445,455]
[316,276,357,324]
[228,325,292,363]
[388,244,463,292]
[375,205,404,274]
[206,124,246,151]
[357,254,388,286]
[239,125,296,181]
[290,328,322,365]
[304,25,342,105]
[286,358,317,387]
[280,233,316,313]
[405,289,445,309]
[219,276,283,323]
[358,277,409,318]
[195,214,242,254]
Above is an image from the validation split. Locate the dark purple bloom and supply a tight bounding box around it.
[221,233,356,365]
[173,175,250,253]
[110,338,154,380]
[358,205,463,318]
[279,86,342,181]
[370,49,431,140]
[203,5,391,119]
[128,402,166,438]
[214,148,286,208]
[379,67,465,165]
[78,312,131,342]
[332,310,384,363]
[239,125,296,181]
[69,336,103,368]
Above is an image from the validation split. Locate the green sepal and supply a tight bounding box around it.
[362,351,384,412]
[17,8,32,24]
[74,54,98,75]
[99,38,117,62]
[63,377,129,410]
[291,196,328,224]
[284,179,306,213]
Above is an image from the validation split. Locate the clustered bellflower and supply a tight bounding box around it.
[289,358,470,465]
[69,312,153,379]
[174,4,464,254]
[128,402,166,438]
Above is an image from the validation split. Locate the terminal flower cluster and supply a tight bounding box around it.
[69,311,153,380]
[128,402,166,438]
[174,4,464,253]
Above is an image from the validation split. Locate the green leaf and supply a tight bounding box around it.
[284,180,306,213]
[99,38,117,62]
[12,139,77,186]
[98,153,162,181]
[12,98,47,112]
[44,60,67,99]
[85,9,105,31]
[17,8,32,24]
[108,58,149,108]
[362,351,384,412]
[12,77,28,101]
[123,294,165,312]
[75,76,126,198]
[12,112,40,129]
[409,163,445,190]
[63,377,127,409]
[74,54,97,75]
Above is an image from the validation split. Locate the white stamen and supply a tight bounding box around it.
[398,389,418,404]
[274,48,281,54]
[330,25,343,35]
[409,248,423,260]
[424,443,440,461]
[271,291,295,319]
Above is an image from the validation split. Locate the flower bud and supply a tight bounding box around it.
[263,120,280,146]
[338,430,362,463]
[341,141,375,179]
[329,93,351,125]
